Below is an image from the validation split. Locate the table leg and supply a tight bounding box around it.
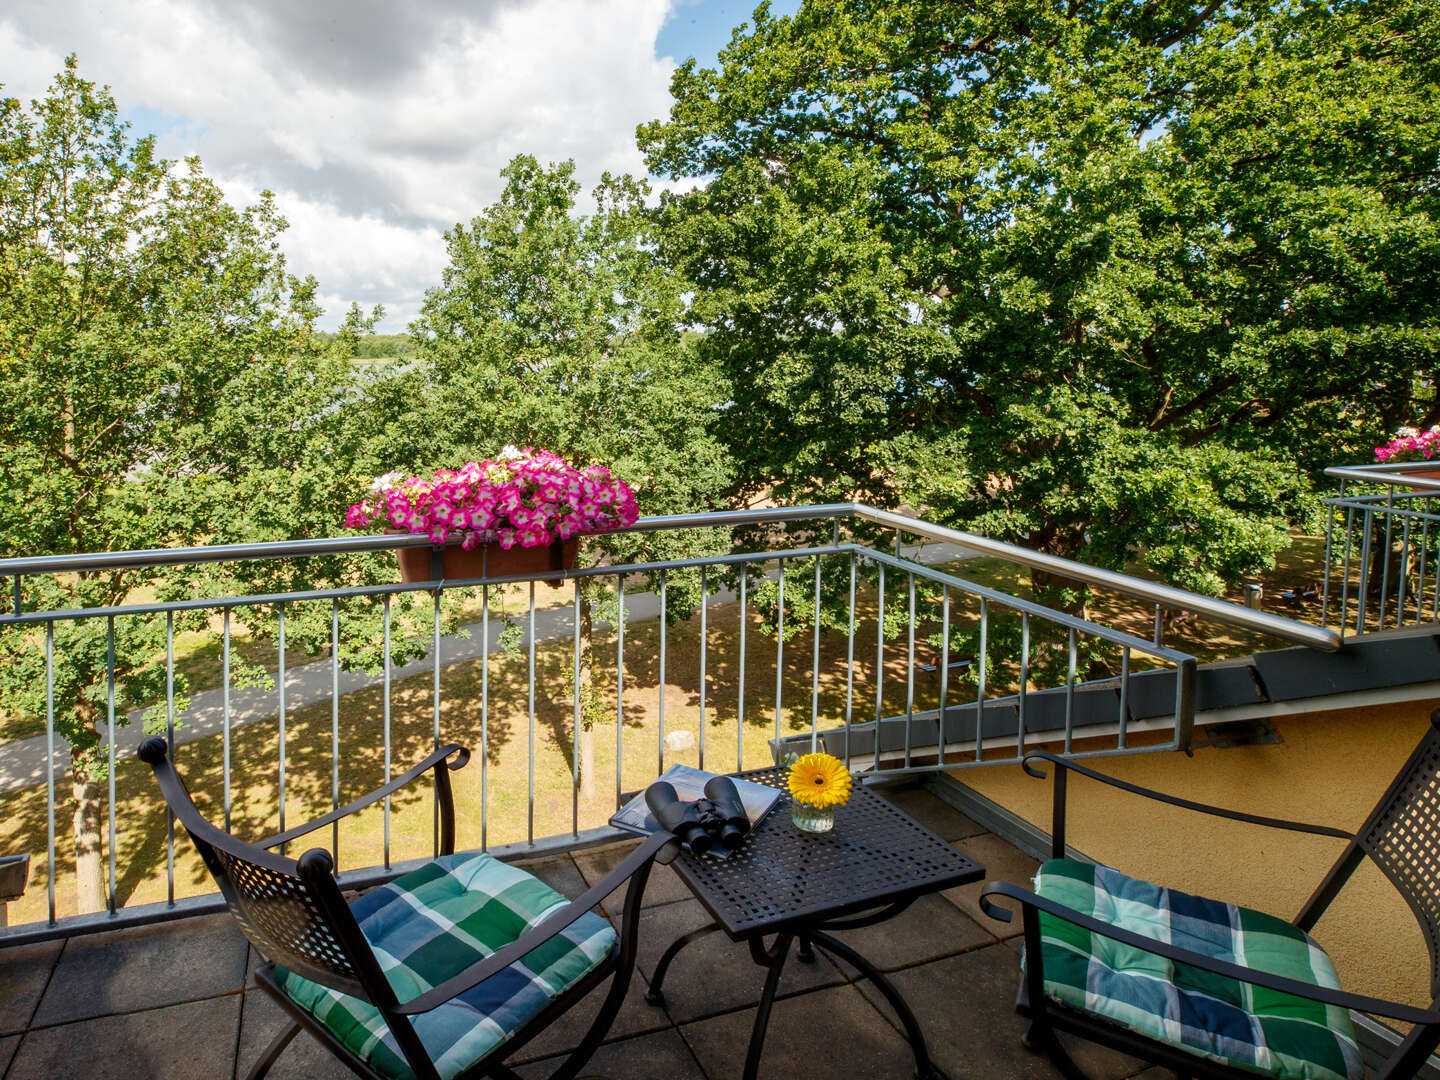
[797,935,816,963]
[645,921,722,1006]
[743,933,794,1080]
[809,930,950,1080]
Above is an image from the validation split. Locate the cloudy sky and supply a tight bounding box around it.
[1,0,796,332]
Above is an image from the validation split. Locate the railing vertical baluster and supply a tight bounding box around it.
[277,603,287,847]
[616,577,625,811]
[699,565,708,770]
[1321,485,1337,627]
[11,573,19,617]
[106,616,116,915]
[1118,645,1131,750]
[975,598,988,763]
[738,565,747,771]
[810,556,822,753]
[1018,613,1030,761]
[1358,509,1373,634]
[844,553,856,770]
[1064,626,1078,755]
[528,580,536,845]
[775,564,785,747]
[938,590,950,767]
[657,570,666,776]
[433,590,442,856]
[481,584,489,852]
[875,564,885,723]
[223,610,232,832]
[331,599,340,859]
[45,622,55,925]
[1339,507,1354,640]
[1432,504,1440,622]
[904,572,916,768]
[1419,508,1430,626]
[165,611,175,905]
[382,594,392,869]
[1152,603,1163,647]
[1379,486,1395,627]
[1398,517,1411,626]
[571,580,581,838]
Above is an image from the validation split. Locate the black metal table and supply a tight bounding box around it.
[645,767,984,1080]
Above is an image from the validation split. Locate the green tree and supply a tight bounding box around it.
[391,155,734,796]
[0,59,385,913]
[638,0,1440,619]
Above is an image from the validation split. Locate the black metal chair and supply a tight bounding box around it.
[138,736,673,1080]
[980,711,1440,1080]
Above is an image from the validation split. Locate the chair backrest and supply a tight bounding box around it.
[1352,711,1440,998]
[137,737,374,1000]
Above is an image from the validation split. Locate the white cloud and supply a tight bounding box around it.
[1,0,680,332]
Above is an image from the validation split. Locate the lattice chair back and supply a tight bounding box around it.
[1351,711,1440,1000]
[137,737,374,1001]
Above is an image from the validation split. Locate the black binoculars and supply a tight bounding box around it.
[644,775,751,855]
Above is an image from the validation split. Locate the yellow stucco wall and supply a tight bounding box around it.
[954,700,1439,1011]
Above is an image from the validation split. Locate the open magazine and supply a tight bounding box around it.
[609,764,782,851]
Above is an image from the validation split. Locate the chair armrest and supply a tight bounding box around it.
[979,880,1440,1026]
[1023,751,1353,841]
[258,744,470,851]
[393,830,677,1016]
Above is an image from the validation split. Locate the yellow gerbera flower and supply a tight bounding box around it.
[787,752,852,809]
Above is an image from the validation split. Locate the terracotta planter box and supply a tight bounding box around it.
[393,537,579,582]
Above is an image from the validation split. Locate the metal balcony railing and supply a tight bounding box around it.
[1322,464,1440,638]
[0,504,1334,942]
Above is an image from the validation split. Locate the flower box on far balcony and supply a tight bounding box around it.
[394,537,579,582]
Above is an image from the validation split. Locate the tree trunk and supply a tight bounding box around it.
[72,770,105,915]
[578,595,596,801]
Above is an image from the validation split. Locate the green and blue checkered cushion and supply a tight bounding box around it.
[275,853,617,1080]
[1030,859,1362,1080]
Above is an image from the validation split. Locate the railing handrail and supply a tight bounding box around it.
[0,504,857,576]
[0,501,1338,651]
[851,505,1341,653]
[1325,463,1440,490]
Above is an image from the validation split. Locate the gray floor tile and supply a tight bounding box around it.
[515,1027,705,1080]
[681,982,916,1080]
[629,899,846,1023]
[34,913,248,1025]
[10,995,241,1080]
[510,853,589,899]
[0,1033,19,1074]
[822,892,994,971]
[573,841,692,915]
[506,967,670,1064]
[877,784,988,841]
[855,944,1148,1080]
[236,988,360,1080]
[0,940,61,1035]
[945,833,1040,940]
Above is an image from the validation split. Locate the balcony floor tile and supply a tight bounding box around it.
[33,913,247,1026]
[679,982,916,1080]
[0,940,60,1035]
[10,995,240,1080]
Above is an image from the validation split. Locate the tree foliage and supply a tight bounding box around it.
[639,0,1440,599]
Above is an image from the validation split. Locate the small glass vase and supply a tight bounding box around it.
[790,800,835,833]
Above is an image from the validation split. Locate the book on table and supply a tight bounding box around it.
[609,764,782,847]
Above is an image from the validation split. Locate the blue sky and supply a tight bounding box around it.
[658,0,800,69]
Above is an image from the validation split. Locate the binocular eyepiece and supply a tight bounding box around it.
[644,776,751,855]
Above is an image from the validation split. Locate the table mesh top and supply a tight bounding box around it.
[673,768,984,937]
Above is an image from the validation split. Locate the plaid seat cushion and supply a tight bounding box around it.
[1031,859,1362,1080]
[275,853,617,1080]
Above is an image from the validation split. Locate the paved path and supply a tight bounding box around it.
[0,543,974,794]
